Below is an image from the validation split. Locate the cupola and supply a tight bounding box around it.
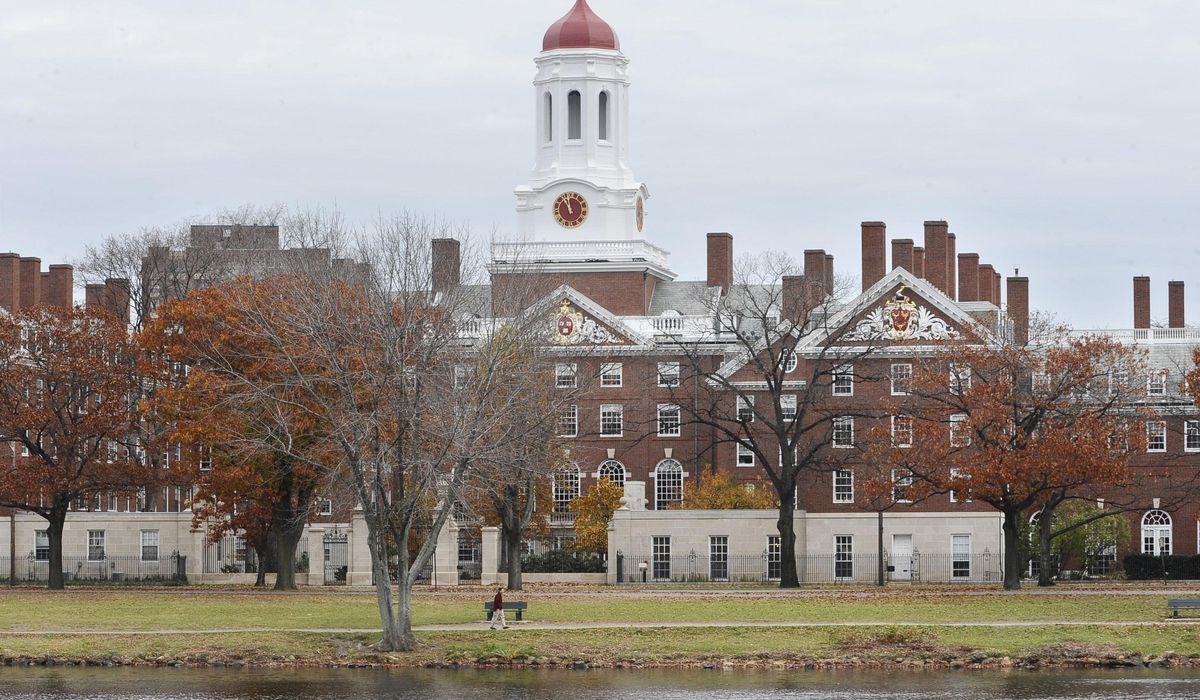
[542,0,619,51]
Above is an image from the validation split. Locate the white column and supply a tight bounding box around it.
[431,516,460,587]
[305,527,325,587]
[347,509,372,586]
[480,526,502,586]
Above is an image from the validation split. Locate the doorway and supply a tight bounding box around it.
[891,534,913,581]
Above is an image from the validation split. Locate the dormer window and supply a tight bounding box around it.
[567,90,582,140]
[598,91,609,141]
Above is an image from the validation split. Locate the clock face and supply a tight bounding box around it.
[635,197,644,232]
[553,191,588,228]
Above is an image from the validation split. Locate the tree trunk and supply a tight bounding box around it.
[273,515,307,591]
[1037,502,1057,587]
[504,522,523,591]
[877,509,885,587]
[776,487,800,588]
[367,522,407,651]
[46,509,67,590]
[1002,509,1022,590]
[253,541,268,588]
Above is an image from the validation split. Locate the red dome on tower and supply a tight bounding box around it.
[542,0,620,52]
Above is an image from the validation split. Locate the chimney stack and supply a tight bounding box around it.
[824,254,834,295]
[1168,280,1185,329]
[992,270,1002,309]
[1007,276,1029,345]
[105,278,131,328]
[946,233,957,300]
[1133,276,1150,329]
[861,222,886,291]
[782,275,805,322]
[923,221,949,294]
[0,253,19,313]
[912,246,925,278]
[803,249,827,304]
[706,232,733,295]
[47,265,73,309]
[891,239,914,273]
[431,238,462,296]
[977,264,995,305]
[19,258,41,309]
[957,254,980,302]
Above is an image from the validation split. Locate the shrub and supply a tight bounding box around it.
[521,549,606,573]
[1123,553,1200,580]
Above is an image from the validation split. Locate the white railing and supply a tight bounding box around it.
[625,315,716,337]
[549,512,576,527]
[491,239,672,269]
[1071,327,1200,342]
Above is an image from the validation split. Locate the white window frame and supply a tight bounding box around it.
[318,499,333,516]
[140,529,160,562]
[1147,370,1168,397]
[834,535,854,580]
[653,460,684,510]
[600,362,623,387]
[657,362,681,387]
[1142,509,1172,555]
[1186,420,1200,453]
[552,466,581,513]
[950,363,972,395]
[950,413,970,447]
[951,534,971,578]
[198,445,213,471]
[780,394,797,422]
[892,469,914,504]
[87,529,106,562]
[600,404,624,437]
[890,363,912,396]
[891,415,913,448]
[736,395,755,423]
[833,469,854,504]
[1147,420,1167,453]
[709,535,729,581]
[735,441,755,467]
[949,467,972,503]
[555,363,577,388]
[598,459,625,487]
[779,348,798,374]
[832,416,854,448]
[657,403,681,437]
[558,404,578,438]
[832,365,854,396]
[34,529,49,561]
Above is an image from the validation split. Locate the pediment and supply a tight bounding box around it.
[543,285,651,348]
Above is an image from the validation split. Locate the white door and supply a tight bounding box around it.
[892,534,913,581]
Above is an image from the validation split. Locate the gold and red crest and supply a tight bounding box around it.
[884,286,918,338]
[554,299,583,344]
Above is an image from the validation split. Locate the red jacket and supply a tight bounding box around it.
[493,590,503,610]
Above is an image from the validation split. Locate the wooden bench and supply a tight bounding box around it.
[484,601,528,621]
[1168,599,1200,618]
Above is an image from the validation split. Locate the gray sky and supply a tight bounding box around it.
[2,1,1198,327]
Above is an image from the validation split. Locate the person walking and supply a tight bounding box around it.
[489,586,508,630]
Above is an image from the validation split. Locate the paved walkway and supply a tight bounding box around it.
[4,619,1199,635]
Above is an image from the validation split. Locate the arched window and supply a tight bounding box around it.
[567,90,582,140]
[598,459,625,487]
[553,465,580,513]
[1142,509,1172,555]
[598,91,609,141]
[544,93,553,143]
[654,459,684,510]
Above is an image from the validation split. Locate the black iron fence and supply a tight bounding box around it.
[0,554,186,583]
[203,535,308,575]
[615,550,1002,584]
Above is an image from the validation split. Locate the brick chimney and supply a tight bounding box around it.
[957,254,980,302]
[1168,280,1184,329]
[1007,276,1029,345]
[431,238,461,296]
[47,265,73,309]
[946,233,957,300]
[105,278,131,328]
[992,270,1002,309]
[18,257,40,310]
[803,249,827,304]
[0,253,19,313]
[923,221,949,294]
[706,232,733,295]
[782,275,805,322]
[85,283,107,312]
[824,254,834,295]
[891,239,914,273]
[1133,276,1150,329]
[861,222,886,291]
[912,246,925,278]
[977,264,995,305]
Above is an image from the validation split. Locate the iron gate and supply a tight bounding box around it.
[323,532,349,585]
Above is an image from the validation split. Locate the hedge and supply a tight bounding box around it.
[1123,553,1200,580]
[521,550,606,573]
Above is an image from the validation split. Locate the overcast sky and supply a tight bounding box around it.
[2,1,1198,327]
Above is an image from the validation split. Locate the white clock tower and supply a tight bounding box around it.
[494,0,674,281]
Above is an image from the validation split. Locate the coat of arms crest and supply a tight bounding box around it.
[885,286,918,337]
[555,299,583,343]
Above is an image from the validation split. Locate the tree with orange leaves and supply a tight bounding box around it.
[0,306,159,589]
[874,319,1146,589]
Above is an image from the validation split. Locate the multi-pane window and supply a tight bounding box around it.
[657,362,681,387]
[890,363,912,395]
[598,460,625,487]
[198,446,213,471]
[654,459,684,510]
[736,441,755,466]
[652,536,671,580]
[950,363,972,395]
[1186,421,1200,452]
[949,468,972,503]
[951,534,971,578]
[1147,421,1167,452]
[140,530,160,562]
[834,535,853,579]
[600,362,623,387]
[555,363,577,388]
[778,348,798,374]
[318,499,333,516]
[34,530,49,561]
[767,536,782,580]
[892,469,914,503]
[600,404,624,436]
[1147,370,1168,397]
[832,416,854,448]
[832,365,854,396]
[709,536,729,580]
[558,405,578,437]
[657,404,681,437]
[1142,510,1172,555]
[553,467,580,513]
[950,413,971,447]
[891,415,913,447]
[736,395,755,422]
[780,394,797,422]
[453,365,469,390]
[833,469,854,503]
[87,530,106,562]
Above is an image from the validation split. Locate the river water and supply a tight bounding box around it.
[0,667,1198,699]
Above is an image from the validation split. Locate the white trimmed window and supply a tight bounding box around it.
[600,362,623,387]
[657,404,681,437]
[892,415,913,448]
[657,362,681,387]
[140,530,160,562]
[1142,509,1172,555]
[34,530,49,561]
[598,459,625,487]
[1148,370,1168,397]
[1186,420,1200,453]
[892,469,914,503]
[950,413,971,447]
[833,469,854,503]
[890,363,912,395]
[1147,420,1167,452]
[951,534,971,578]
[555,363,577,388]
[453,364,469,389]
[832,365,854,396]
[949,468,972,503]
[318,499,333,516]
[87,530,106,562]
[553,466,581,513]
[558,405,578,437]
[736,395,754,422]
[781,394,797,422]
[198,446,213,471]
[832,416,854,448]
[834,535,854,579]
[654,459,684,510]
[600,404,624,436]
[950,363,972,395]
[778,348,798,374]
[736,441,755,466]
